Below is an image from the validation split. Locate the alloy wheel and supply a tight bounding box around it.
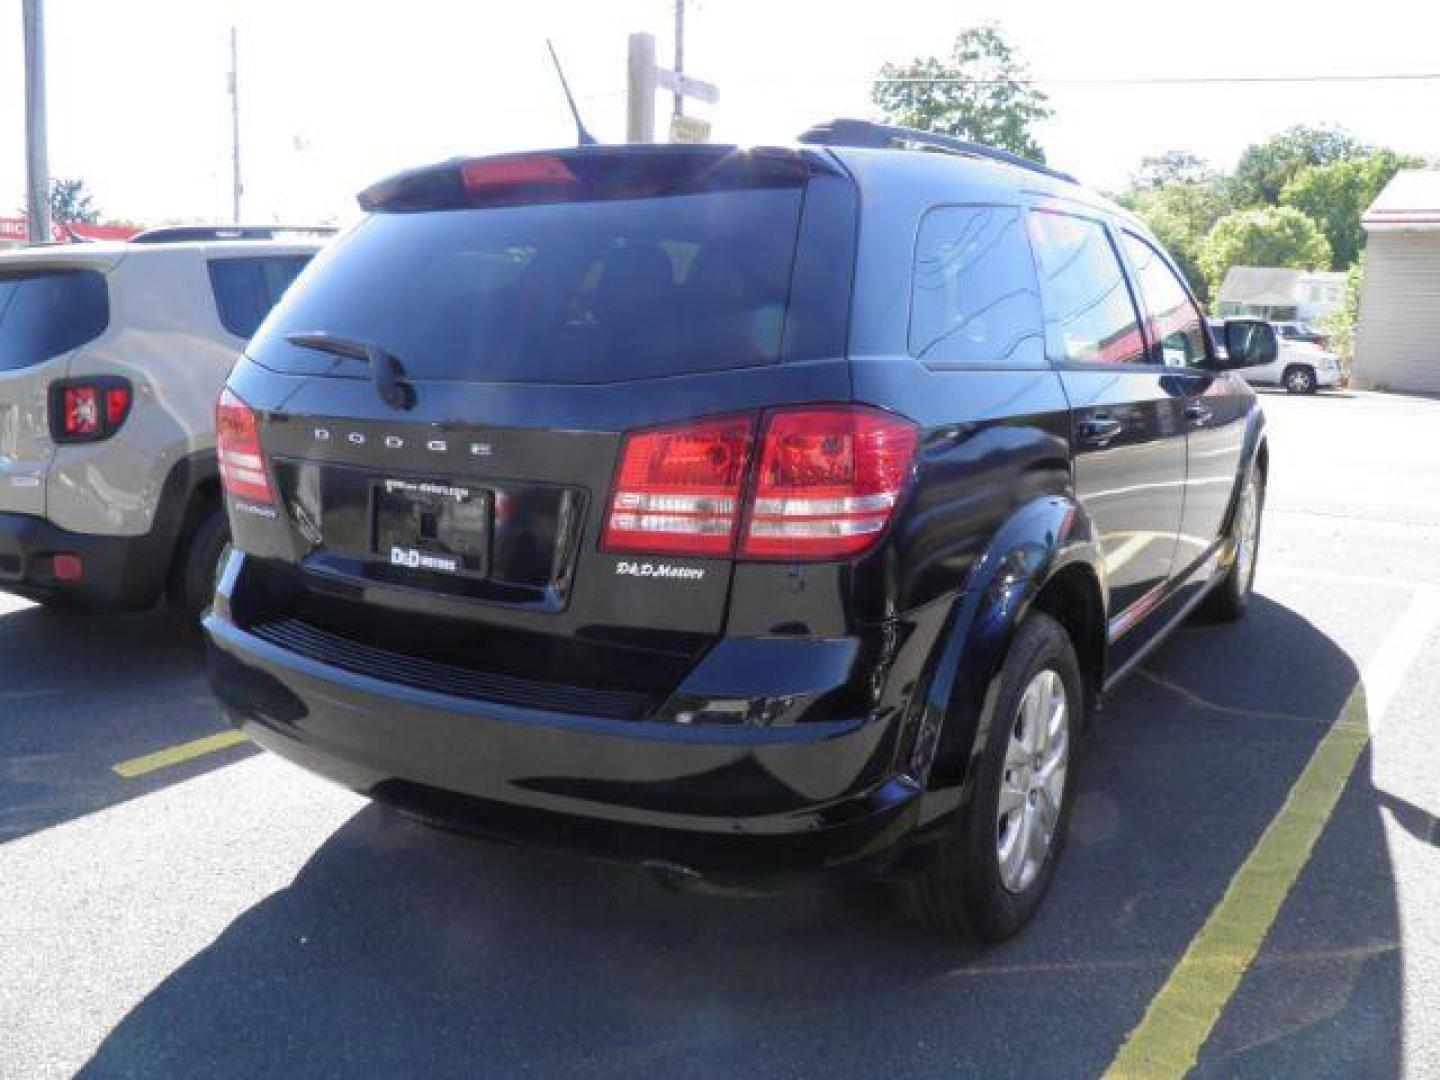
[1286,368,1314,393]
[996,668,1070,894]
[1234,473,1260,593]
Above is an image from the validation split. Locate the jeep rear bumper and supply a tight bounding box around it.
[0,512,170,611]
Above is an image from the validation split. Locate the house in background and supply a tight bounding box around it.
[1216,266,1347,323]
[1354,169,1440,394]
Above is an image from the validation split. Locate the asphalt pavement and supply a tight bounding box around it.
[1,388,1437,1079]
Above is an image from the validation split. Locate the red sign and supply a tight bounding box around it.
[0,217,140,243]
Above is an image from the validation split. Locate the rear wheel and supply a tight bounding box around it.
[893,613,1082,942]
[1283,365,1317,394]
[1201,467,1263,621]
[167,504,230,626]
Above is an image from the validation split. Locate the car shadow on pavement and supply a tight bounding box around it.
[0,605,254,843]
[77,595,1403,1079]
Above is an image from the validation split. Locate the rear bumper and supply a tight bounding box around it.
[204,607,925,889]
[0,511,170,611]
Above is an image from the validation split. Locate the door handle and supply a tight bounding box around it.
[1077,415,1124,446]
[1185,403,1214,426]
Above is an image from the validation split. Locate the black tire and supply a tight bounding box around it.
[1283,365,1317,394]
[892,612,1083,942]
[167,504,230,625]
[1201,468,1264,622]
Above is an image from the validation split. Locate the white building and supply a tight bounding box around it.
[1354,170,1440,394]
[1216,267,1346,324]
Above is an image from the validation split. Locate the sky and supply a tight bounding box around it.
[2,0,1439,226]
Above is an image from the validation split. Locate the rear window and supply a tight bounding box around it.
[0,268,109,372]
[249,189,804,384]
[208,255,312,339]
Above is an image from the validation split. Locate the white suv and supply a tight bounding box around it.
[0,227,325,619]
[1209,320,1341,394]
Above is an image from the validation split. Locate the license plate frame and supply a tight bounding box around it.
[371,477,491,579]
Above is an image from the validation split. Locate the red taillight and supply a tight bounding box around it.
[601,405,918,561]
[217,388,274,506]
[50,378,132,443]
[601,415,755,556]
[741,407,918,559]
[63,387,100,437]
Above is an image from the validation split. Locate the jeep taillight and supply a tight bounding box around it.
[740,406,919,560]
[217,388,274,506]
[49,377,132,443]
[601,405,917,561]
[601,415,755,556]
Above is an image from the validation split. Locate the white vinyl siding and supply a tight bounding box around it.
[1355,232,1440,393]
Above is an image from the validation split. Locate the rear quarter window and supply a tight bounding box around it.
[910,205,1045,367]
[0,268,109,372]
[208,255,312,339]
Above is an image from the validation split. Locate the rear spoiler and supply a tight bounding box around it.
[357,146,834,213]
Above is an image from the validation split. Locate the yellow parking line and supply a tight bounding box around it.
[1104,585,1440,1079]
[111,730,249,779]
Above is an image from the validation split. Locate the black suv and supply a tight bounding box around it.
[205,121,1276,941]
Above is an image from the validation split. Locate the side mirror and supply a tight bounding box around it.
[1219,319,1278,370]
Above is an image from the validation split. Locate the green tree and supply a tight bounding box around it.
[1199,207,1332,298]
[1231,125,1364,207]
[1320,255,1365,368]
[48,177,101,224]
[1120,179,1233,304]
[1130,150,1217,190]
[1281,150,1426,269]
[872,26,1052,162]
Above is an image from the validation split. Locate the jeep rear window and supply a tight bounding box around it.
[250,162,806,384]
[208,255,312,339]
[0,268,109,372]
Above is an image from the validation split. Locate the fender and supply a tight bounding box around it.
[903,493,1104,838]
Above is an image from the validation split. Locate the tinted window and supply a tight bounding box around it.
[249,189,803,384]
[0,268,109,372]
[910,205,1044,367]
[1121,233,1208,368]
[1028,212,1147,365]
[208,255,312,339]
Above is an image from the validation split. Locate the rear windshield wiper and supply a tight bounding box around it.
[285,332,416,411]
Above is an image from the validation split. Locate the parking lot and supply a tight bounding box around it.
[1,388,1437,1079]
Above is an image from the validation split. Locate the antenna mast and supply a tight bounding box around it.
[546,40,597,146]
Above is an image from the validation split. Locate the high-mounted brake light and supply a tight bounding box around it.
[49,377,132,443]
[217,388,274,506]
[601,415,755,557]
[460,155,576,193]
[601,405,918,562]
[741,407,918,559]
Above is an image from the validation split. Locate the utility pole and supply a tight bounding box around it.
[671,0,685,122]
[228,26,242,224]
[626,32,657,143]
[22,0,52,245]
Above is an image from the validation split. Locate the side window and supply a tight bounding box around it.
[1121,233,1208,368]
[208,255,312,339]
[0,269,110,372]
[1027,211,1148,365]
[910,205,1045,367]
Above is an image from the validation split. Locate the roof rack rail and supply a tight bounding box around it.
[797,118,1078,185]
[128,225,338,245]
